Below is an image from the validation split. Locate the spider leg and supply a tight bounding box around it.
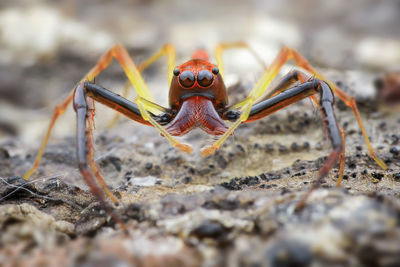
[240,79,342,209]
[74,83,128,233]
[208,46,386,170]
[85,98,119,204]
[272,47,386,170]
[201,45,298,156]
[135,96,193,153]
[259,69,311,100]
[72,82,174,230]
[23,44,186,180]
[337,125,346,187]
[246,70,347,185]
[83,82,170,124]
[23,92,74,179]
[136,44,176,85]
[98,45,192,152]
[107,44,176,127]
[84,80,191,156]
[107,80,131,128]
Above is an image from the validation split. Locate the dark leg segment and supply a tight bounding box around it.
[261,69,312,101]
[85,82,150,126]
[246,80,320,122]
[243,79,343,209]
[72,82,174,232]
[84,82,173,125]
[73,83,128,233]
[295,83,343,210]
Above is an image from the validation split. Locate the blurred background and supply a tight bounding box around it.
[0,0,399,150]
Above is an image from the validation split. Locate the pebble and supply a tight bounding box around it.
[389,146,400,156]
[182,176,192,184]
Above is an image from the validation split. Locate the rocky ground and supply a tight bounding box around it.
[0,68,399,266]
[0,1,399,266]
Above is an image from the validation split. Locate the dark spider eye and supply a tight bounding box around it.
[197,70,213,87]
[212,67,219,75]
[173,68,180,76]
[179,71,195,88]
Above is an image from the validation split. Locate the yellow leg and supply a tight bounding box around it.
[137,44,176,85]
[214,41,267,79]
[136,96,193,154]
[107,44,176,128]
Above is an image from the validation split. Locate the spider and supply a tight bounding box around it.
[23,42,387,232]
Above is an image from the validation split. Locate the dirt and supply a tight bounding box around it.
[1,70,399,265]
[1,1,400,266]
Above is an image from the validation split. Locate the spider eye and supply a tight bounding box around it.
[197,70,213,87]
[179,70,195,88]
[179,71,195,88]
[212,67,219,75]
[173,68,180,76]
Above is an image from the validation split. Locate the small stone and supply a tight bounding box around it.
[182,176,192,184]
[291,142,299,151]
[389,146,400,156]
[279,145,288,153]
[191,221,228,240]
[265,144,275,152]
[303,142,310,150]
[145,162,153,170]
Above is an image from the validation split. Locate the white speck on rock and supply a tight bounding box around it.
[144,142,155,149]
[123,236,183,257]
[131,176,160,187]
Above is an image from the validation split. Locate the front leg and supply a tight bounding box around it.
[23,44,175,180]
[224,46,385,170]
[73,81,180,232]
[73,83,127,233]
[238,79,343,209]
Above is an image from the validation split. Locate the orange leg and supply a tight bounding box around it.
[74,84,127,233]
[23,91,74,179]
[86,98,119,204]
[278,47,386,170]
[225,46,385,170]
[240,77,343,210]
[107,44,176,128]
[255,69,347,187]
[336,125,346,187]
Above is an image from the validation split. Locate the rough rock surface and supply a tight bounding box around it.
[1,72,399,266]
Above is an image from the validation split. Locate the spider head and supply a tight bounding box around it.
[169,59,228,110]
